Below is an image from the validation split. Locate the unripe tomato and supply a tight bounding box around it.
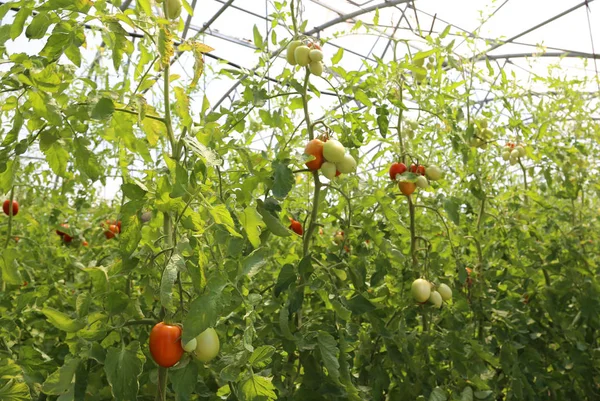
[389,162,407,180]
[398,181,416,196]
[510,149,520,159]
[479,118,489,129]
[149,322,184,368]
[294,45,311,67]
[183,338,197,353]
[428,291,443,308]
[321,162,337,179]
[309,49,323,62]
[415,176,429,189]
[516,145,526,157]
[333,231,344,245]
[193,328,220,362]
[322,139,345,163]
[336,154,357,174]
[304,139,325,170]
[289,219,303,235]
[411,279,431,303]
[3,200,19,216]
[165,0,182,19]
[437,283,452,301]
[426,165,442,181]
[502,151,510,161]
[286,40,302,65]
[309,61,323,76]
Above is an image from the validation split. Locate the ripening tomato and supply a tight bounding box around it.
[3,200,19,216]
[105,224,119,239]
[13,236,19,243]
[398,181,416,196]
[389,162,407,180]
[63,234,73,243]
[409,164,418,173]
[304,139,325,170]
[149,322,184,368]
[82,241,89,247]
[333,231,344,245]
[56,223,69,237]
[289,218,303,235]
[416,165,426,176]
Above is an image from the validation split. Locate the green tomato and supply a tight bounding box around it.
[165,0,182,19]
[321,162,337,179]
[183,338,197,352]
[309,61,323,77]
[426,165,442,181]
[194,328,220,362]
[437,284,452,301]
[479,118,489,129]
[286,40,302,65]
[428,291,443,308]
[516,146,526,157]
[416,175,429,189]
[409,121,418,130]
[294,45,311,67]
[323,139,345,163]
[510,149,520,159]
[411,279,431,303]
[502,151,511,161]
[309,49,323,62]
[336,154,357,174]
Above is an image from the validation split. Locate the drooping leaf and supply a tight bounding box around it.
[104,342,145,401]
[317,332,340,382]
[0,248,21,285]
[239,206,264,249]
[182,291,220,344]
[241,249,267,278]
[160,253,185,312]
[41,307,85,333]
[272,161,294,199]
[209,204,242,238]
[42,358,80,395]
[239,375,277,401]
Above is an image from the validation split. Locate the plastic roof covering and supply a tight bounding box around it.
[2,0,600,198]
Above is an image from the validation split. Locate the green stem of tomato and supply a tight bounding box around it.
[290,0,298,36]
[397,83,405,163]
[155,367,168,401]
[408,195,418,273]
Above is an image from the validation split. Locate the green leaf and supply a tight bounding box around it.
[443,197,460,225]
[317,332,340,381]
[242,249,267,278]
[136,0,152,14]
[121,182,147,200]
[10,7,31,40]
[170,362,198,401]
[43,142,69,176]
[332,47,344,65]
[174,87,192,128]
[354,90,372,107]
[239,206,264,249]
[272,161,294,199]
[92,98,115,120]
[346,294,376,315]
[252,25,263,49]
[25,12,52,39]
[274,264,296,297]
[0,248,22,285]
[249,346,275,368]
[0,379,31,401]
[104,342,145,401]
[239,375,277,401]
[331,300,352,321]
[42,357,79,395]
[183,136,221,167]
[209,204,242,238]
[41,307,85,333]
[73,137,102,181]
[256,200,291,237]
[474,390,493,399]
[160,253,185,312]
[460,387,474,401]
[182,292,219,344]
[119,200,143,257]
[429,387,447,401]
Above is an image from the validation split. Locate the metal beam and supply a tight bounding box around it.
[478,51,600,62]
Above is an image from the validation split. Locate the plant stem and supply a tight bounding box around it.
[476,197,486,231]
[303,172,321,257]
[155,367,168,401]
[408,195,418,272]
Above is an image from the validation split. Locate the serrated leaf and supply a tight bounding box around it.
[160,253,185,312]
[429,387,447,401]
[91,98,115,120]
[332,47,344,65]
[182,292,219,344]
[41,307,85,333]
[239,206,264,249]
[249,346,275,368]
[209,204,242,238]
[256,200,291,237]
[317,332,340,381]
[104,342,145,401]
[242,249,267,278]
[460,387,473,401]
[443,197,460,225]
[121,182,147,200]
[170,362,198,401]
[0,248,22,285]
[354,90,372,107]
[272,161,294,199]
[0,379,31,401]
[43,142,69,176]
[239,375,276,401]
[119,200,143,257]
[183,136,222,167]
[42,358,79,395]
[346,294,376,315]
[274,264,296,297]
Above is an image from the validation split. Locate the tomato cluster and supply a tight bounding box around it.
[388,162,442,196]
[411,278,452,309]
[502,142,526,165]
[149,323,220,368]
[286,40,325,76]
[56,223,73,243]
[103,220,122,239]
[304,136,357,179]
[470,119,494,149]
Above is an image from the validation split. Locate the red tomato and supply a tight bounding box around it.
[409,164,418,173]
[82,241,89,247]
[289,219,303,235]
[389,162,407,180]
[416,165,426,176]
[3,200,19,216]
[336,170,341,177]
[398,181,416,196]
[63,234,73,243]
[23,281,28,286]
[13,236,19,243]
[308,42,322,50]
[149,322,184,368]
[304,139,325,171]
